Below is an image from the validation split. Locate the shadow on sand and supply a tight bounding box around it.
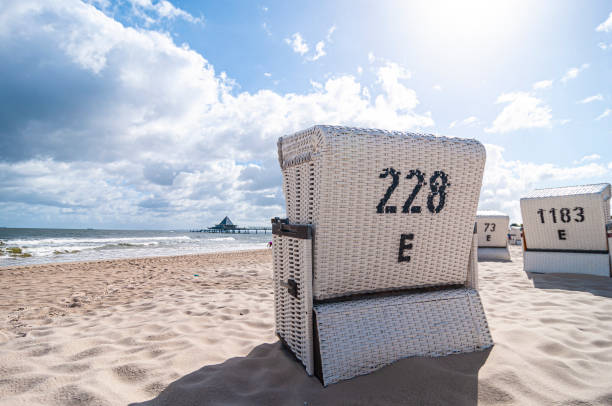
[527,272,612,298]
[131,341,491,406]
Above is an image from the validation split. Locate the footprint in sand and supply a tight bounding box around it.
[117,337,138,346]
[54,385,107,406]
[0,376,48,396]
[144,332,179,341]
[50,363,91,374]
[112,364,148,382]
[478,380,515,403]
[29,329,54,337]
[144,381,167,396]
[0,365,32,375]
[28,344,56,357]
[71,346,109,361]
[146,349,164,358]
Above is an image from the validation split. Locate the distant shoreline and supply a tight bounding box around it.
[0,248,269,270]
[0,228,271,267]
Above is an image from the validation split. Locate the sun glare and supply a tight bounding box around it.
[391,0,528,62]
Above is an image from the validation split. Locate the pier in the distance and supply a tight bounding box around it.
[190,216,272,234]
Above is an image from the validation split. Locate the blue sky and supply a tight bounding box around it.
[0,0,611,228]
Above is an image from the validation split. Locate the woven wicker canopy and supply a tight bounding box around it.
[273,125,493,385]
[521,183,612,276]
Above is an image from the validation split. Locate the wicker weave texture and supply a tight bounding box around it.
[314,288,492,386]
[477,247,511,261]
[466,232,479,289]
[272,234,314,375]
[522,183,610,199]
[278,126,486,300]
[476,214,509,248]
[521,184,611,251]
[523,251,610,277]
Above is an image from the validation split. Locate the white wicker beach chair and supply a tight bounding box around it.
[476,211,511,261]
[508,226,522,246]
[521,183,612,277]
[273,125,493,386]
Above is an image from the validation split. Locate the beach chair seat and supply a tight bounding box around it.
[273,125,493,385]
[312,287,491,385]
[521,184,612,277]
[476,211,511,261]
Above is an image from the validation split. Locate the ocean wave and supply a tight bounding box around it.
[20,241,161,256]
[94,242,160,250]
[25,245,98,257]
[53,249,81,255]
[0,246,33,258]
[0,232,271,266]
[6,236,191,246]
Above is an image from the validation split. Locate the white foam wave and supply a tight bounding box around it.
[94,242,161,249]
[24,241,163,256]
[26,245,98,257]
[6,236,191,246]
[0,232,271,266]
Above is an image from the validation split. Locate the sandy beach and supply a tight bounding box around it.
[1,246,611,405]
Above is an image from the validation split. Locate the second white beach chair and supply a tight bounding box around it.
[521,183,612,277]
[508,225,522,245]
[272,125,493,386]
[476,211,511,261]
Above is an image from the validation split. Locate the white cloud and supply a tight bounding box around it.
[573,154,601,164]
[0,0,435,227]
[309,41,326,61]
[357,66,363,75]
[368,52,375,63]
[263,72,271,77]
[326,25,336,42]
[309,79,322,89]
[561,63,589,84]
[286,28,334,61]
[463,116,478,125]
[598,42,609,50]
[560,119,571,125]
[578,94,603,104]
[125,0,203,25]
[433,84,442,91]
[532,80,553,90]
[596,108,611,120]
[284,32,309,55]
[485,92,552,133]
[481,144,610,221]
[449,116,478,129]
[3,1,609,229]
[596,11,612,32]
[375,62,418,111]
[262,22,272,36]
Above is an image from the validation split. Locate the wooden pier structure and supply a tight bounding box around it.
[190,216,272,234]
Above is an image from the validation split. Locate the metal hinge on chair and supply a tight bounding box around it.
[280,279,298,298]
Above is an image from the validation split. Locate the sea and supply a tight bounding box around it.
[0,228,272,267]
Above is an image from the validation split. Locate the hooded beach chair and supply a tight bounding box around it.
[521,183,612,277]
[508,226,522,246]
[272,125,493,385]
[476,211,511,261]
